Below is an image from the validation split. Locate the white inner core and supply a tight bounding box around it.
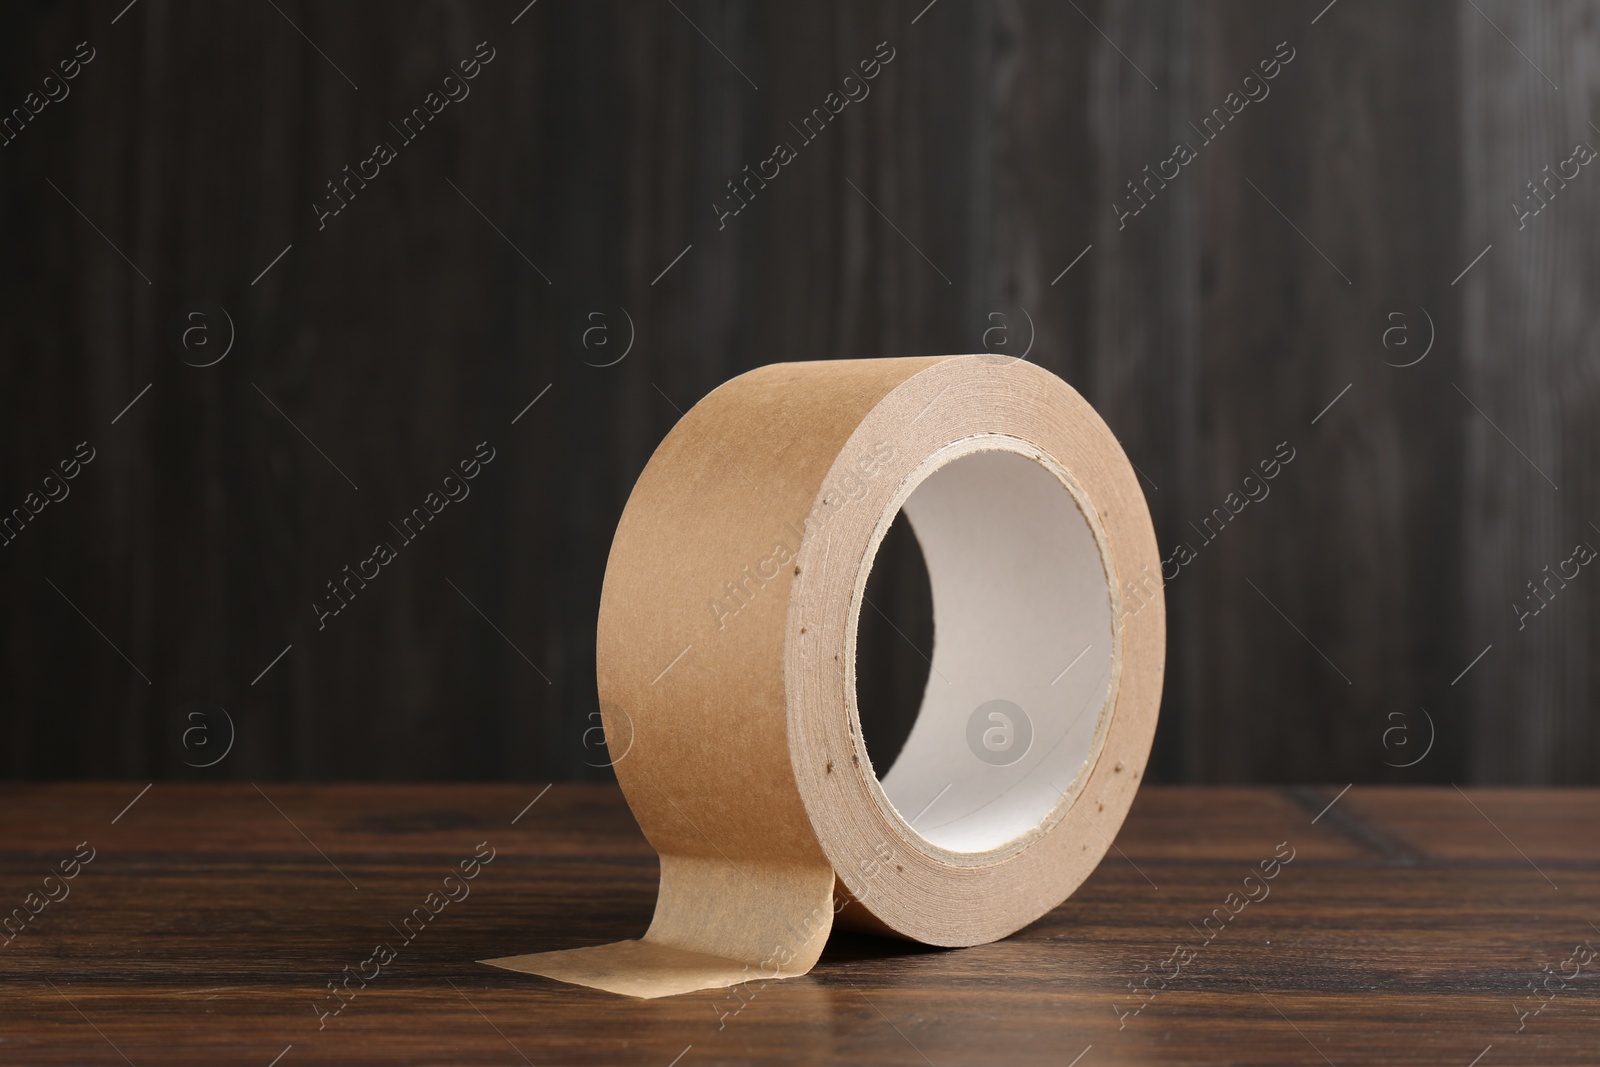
[871,448,1115,853]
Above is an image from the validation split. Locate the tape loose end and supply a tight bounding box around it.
[480,939,809,999]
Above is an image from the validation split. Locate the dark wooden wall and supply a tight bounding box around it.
[1,0,1594,784]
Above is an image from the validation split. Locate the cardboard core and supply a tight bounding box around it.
[863,445,1116,854]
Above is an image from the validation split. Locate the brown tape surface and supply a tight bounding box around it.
[484,356,1164,998]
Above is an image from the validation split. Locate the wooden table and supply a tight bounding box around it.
[1,784,1595,1065]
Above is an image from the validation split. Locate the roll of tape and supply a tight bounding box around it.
[485,355,1164,998]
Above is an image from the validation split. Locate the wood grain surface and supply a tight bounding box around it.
[0,783,1595,1064]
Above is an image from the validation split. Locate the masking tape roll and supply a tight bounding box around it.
[485,355,1164,998]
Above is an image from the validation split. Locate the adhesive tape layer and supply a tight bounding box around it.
[484,356,1164,998]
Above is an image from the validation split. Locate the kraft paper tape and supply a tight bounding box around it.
[484,355,1165,998]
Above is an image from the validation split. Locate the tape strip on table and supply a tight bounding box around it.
[484,355,1165,998]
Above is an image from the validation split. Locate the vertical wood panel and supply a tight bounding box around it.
[1193,0,1466,783]
[1461,1,1600,783]
[1088,0,1199,780]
